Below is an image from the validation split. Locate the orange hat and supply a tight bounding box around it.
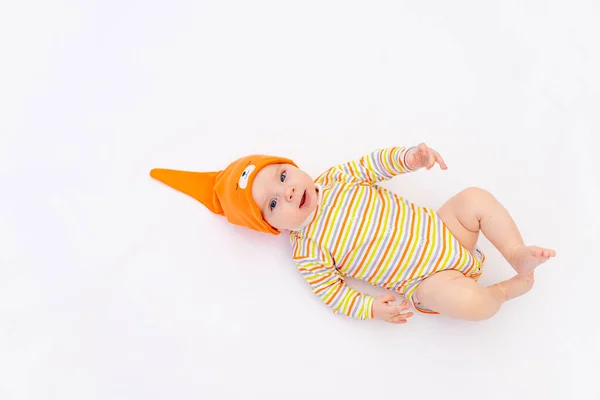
[150,154,297,235]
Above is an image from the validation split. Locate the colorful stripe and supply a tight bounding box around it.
[290,146,485,319]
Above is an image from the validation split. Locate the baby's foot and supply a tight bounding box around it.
[496,272,535,301]
[507,245,556,275]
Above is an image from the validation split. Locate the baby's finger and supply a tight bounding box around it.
[417,143,428,154]
[389,314,408,324]
[398,311,414,319]
[427,150,436,169]
[435,152,448,169]
[389,304,410,314]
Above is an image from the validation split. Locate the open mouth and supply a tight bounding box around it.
[299,190,307,208]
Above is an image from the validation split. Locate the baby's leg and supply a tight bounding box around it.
[415,270,535,321]
[437,187,555,274]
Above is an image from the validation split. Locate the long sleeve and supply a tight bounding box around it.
[334,146,417,184]
[291,234,375,320]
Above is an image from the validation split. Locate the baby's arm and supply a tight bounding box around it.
[296,259,375,319]
[292,235,412,323]
[333,143,447,184]
[334,146,417,185]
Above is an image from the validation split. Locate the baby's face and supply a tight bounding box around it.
[251,163,318,231]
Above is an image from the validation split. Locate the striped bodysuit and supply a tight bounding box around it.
[289,146,486,319]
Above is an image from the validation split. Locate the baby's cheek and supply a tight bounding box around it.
[278,206,295,225]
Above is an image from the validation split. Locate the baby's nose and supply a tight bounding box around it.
[285,186,295,200]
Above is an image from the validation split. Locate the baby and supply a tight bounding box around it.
[150,143,556,324]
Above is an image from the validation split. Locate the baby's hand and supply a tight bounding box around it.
[406,143,448,170]
[372,294,414,324]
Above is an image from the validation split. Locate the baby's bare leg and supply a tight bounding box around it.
[415,270,535,321]
[437,187,555,274]
[416,187,553,319]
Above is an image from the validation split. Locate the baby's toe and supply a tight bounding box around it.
[542,248,556,257]
[531,247,544,257]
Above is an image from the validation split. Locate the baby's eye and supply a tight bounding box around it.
[280,171,286,182]
[270,199,278,210]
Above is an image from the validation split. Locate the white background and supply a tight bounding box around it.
[1,1,599,399]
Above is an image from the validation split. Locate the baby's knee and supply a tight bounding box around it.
[459,287,501,321]
[460,186,494,202]
[455,187,497,217]
[417,274,501,321]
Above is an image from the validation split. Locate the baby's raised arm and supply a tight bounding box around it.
[331,143,447,185]
[333,146,416,185]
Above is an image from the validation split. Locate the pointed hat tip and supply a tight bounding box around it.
[148,167,222,215]
[150,168,169,180]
